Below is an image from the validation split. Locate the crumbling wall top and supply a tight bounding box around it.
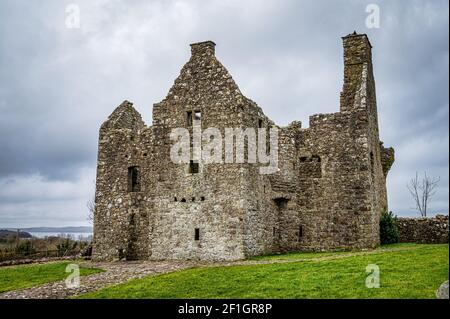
[101,100,146,131]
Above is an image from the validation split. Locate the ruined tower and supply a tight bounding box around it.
[92,33,394,261]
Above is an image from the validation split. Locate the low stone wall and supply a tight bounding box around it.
[396,215,449,244]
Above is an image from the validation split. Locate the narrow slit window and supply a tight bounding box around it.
[298,225,303,241]
[128,166,140,192]
[189,160,199,174]
[370,152,375,174]
[129,213,136,226]
[187,111,193,126]
[258,119,263,128]
[195,228,200,241]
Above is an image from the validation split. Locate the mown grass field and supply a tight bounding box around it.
[79,244,448,299]
[248,243,423,261]
[0,261,103,293]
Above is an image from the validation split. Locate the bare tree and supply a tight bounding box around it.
[86,197,95,222]
[407,172,440,217]
[86,180,96,222]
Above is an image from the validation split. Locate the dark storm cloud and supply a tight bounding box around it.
[0,0,448,227]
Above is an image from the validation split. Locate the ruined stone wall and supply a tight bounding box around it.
[276,33,391,252]
[149,41,274,261]
[343,34,387,248]
[267,123,301,252]
[396,215,449,244]
[93,33,395,261]
[92,101,151,261]
[240,106,278,258]
[293,110,378,251]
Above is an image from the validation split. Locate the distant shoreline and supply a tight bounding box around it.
[4,226,93,233]
[29,231,93,239]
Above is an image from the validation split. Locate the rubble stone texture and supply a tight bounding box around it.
[93,33,395,261]
[397,215,449,244]
[437,281,449,299]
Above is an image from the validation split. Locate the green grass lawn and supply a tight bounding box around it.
[0,261,103,293]
[249,243,423,261]
[79,244,448,299]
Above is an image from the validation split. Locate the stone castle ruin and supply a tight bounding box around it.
[93,32,395,261]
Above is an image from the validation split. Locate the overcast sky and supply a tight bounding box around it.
[0,0,448,227]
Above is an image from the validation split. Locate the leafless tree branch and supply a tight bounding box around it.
[407,171,440,217]
[86,180,96,222]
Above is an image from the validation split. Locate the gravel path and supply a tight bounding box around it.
[0,245,441,299]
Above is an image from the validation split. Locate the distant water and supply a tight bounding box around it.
[29,232,93,240]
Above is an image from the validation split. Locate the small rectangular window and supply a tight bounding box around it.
[258,119,263,128]
[194,111,201,121]
[187,111,193,126]
[128,166,140,192]
[195,228,200,241]
[189,160,199,174]
[298,225,303,241]
[274,198,288,209]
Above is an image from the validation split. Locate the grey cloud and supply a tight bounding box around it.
[0,0,448,226]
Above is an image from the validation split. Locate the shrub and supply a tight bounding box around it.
[81,244,92,257]
[15,240,36,255]
[56,238,77,256]
[380,211,399,244]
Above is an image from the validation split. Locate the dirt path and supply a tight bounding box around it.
[0,245,424,299]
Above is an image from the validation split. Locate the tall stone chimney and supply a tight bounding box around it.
[340,32,374,112]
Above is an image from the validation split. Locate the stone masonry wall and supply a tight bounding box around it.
[396,215,449,244]
[92,33,394,261]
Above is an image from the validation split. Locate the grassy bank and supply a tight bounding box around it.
[79,244,448,299]
[0,261,103,293]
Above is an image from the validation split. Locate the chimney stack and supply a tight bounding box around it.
[190,41,216,57]
[340,32,375,112]
[342,32,372,66]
